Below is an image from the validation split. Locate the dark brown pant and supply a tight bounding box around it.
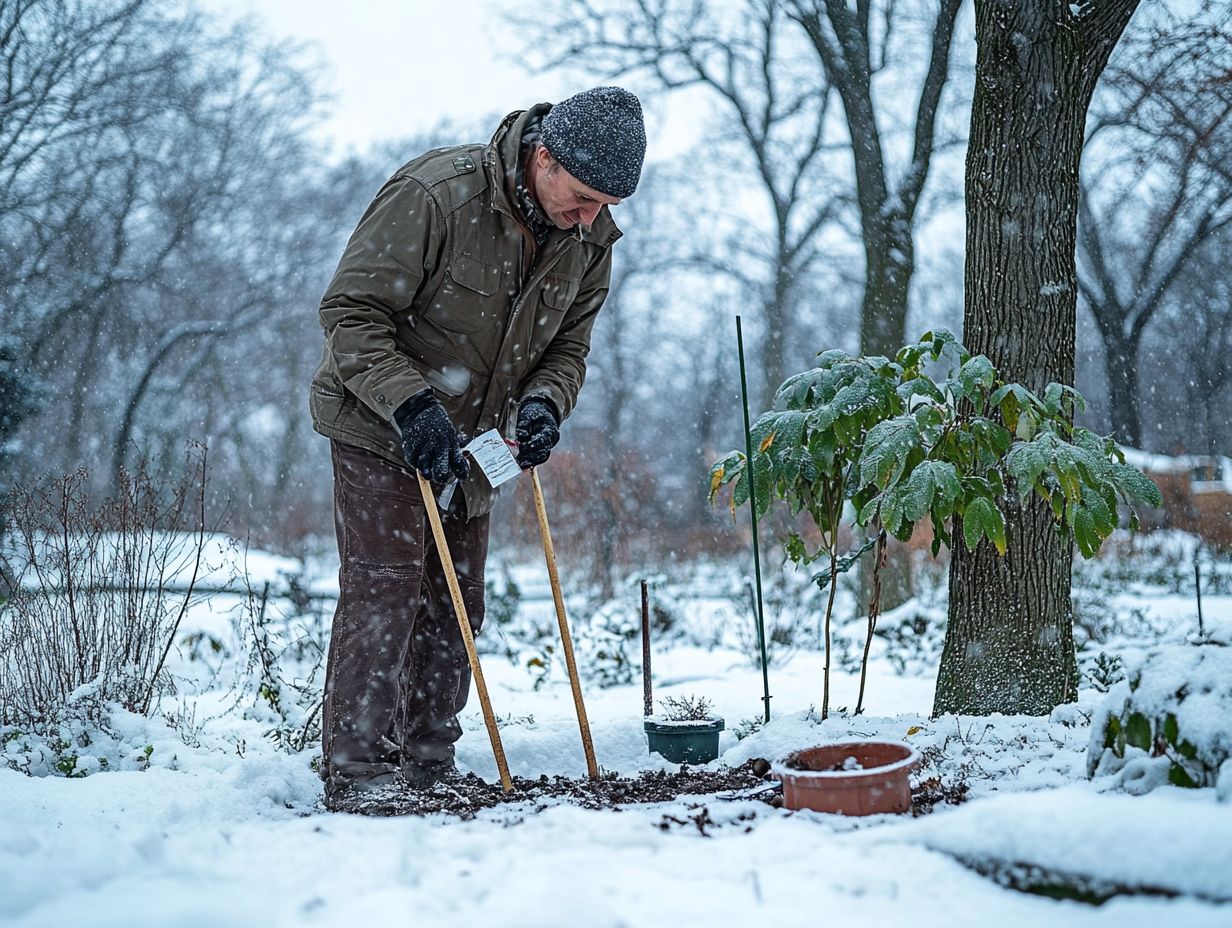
[320,440,489,789]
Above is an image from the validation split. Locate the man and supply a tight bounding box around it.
[309,87,645,807]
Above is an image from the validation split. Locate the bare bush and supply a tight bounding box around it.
[0,445,209,731]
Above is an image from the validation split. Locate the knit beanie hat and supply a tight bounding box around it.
[540,86,646,199]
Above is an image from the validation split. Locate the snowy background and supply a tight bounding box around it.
[3,0,1232,925]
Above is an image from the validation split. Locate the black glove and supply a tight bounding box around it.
[515,397,560,469]
[393,390,470,484]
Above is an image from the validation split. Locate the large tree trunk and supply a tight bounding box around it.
[934,0,1140,717]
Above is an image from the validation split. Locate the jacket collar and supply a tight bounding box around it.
[485,106,623,249]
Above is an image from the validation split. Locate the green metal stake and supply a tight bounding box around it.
[737,315,771,722]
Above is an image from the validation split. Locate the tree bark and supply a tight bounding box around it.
[1102,330,1141,447]
[934,0,1140,717]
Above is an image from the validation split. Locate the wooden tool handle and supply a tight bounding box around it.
[531,468,600,779]
[417,473,512,792]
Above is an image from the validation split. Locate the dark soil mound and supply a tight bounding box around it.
[325,759,777,818]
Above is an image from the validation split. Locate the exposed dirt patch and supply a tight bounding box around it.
[910,773,971,816]
[323,756,968,820]
[324,759,777,819]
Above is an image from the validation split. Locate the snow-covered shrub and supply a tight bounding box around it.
[1071,586,1153,646]
[1074,530,1232,595]
[575,595,638,688]
[873,598,948,676]
[0,449,210,734]
[1081,651,1126,692]
[0,680,156,777]
[1087,644,1232,790]
[730,566,818,669]
[231,575,325,753]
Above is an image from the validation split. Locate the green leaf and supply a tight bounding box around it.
[1163,713,1179,748]
[1081,484,1116,537]
[993,383,1043,431]
[811,536,880,591]
[881,485,907,536]
[816,348,853,368]
[983,499,1007,555]
[1168,763,1197,788]
[707,452,745,502]
[962,496,998,553]
[1015,410,1039,442]
[1070,503,1101,559]
[1104,714,1122,751]
[904,460,962,521]
[921,328,966,364]
[751,452,772,515]
[1006,440,1049,497]
[957,355,995,401]
[857,495,880,525]
[1111,464,1164,508]
[860,415,919,490]
[971,417,1012,456]
[808,429,837,475]
[1125,712,1152,752]
[733,469,750,508]
[896,377,946,406]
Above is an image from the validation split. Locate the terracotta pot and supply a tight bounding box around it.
[772,740,919,815]
[644,717,725,764]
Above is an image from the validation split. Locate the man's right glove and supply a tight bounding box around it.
[393,390,470,485]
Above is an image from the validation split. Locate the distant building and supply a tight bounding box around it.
[1120,448,1232,550]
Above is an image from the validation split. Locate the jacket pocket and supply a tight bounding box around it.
[541,274,580,311]
[309,382,356,430]
[424,253,504,335]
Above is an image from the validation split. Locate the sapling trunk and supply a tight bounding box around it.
[821,542,838,720]
[855,530,887,716]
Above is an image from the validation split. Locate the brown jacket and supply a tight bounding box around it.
[309,105,621,517]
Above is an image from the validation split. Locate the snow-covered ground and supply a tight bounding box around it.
[2,541,1230,927]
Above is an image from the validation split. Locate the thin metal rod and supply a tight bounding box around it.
[530,468,599,779]
[416,473,512,792]
[641,579,652,717]
[736,315,771,723]
[1196,560,1205,637]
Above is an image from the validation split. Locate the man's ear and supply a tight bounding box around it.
[537,144,559,175]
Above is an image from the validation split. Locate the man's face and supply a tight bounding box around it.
[530,144,622,230]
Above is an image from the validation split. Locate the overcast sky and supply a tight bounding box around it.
[201,0,705,162]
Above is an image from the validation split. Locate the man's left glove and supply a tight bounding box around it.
[515,397,560,469]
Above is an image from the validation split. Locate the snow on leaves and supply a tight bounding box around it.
[710,328,1163,562]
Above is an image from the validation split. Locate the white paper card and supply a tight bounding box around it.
[437,478,458,511]
[465,429,521,489]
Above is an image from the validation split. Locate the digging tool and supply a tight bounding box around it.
[530,467,600,779]
[416,472,512,792]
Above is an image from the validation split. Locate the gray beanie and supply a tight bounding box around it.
[540,86,646,199]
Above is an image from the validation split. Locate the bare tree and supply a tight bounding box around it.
[514,0,844,406]
[935,0,1141,717]
[1078,3,1232,447]
[785,0,966,357]
[1153,237,1232,460]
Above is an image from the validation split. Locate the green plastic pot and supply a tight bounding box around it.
[644,716,725,765]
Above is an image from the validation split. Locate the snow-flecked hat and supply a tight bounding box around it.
[541,86,646,199]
